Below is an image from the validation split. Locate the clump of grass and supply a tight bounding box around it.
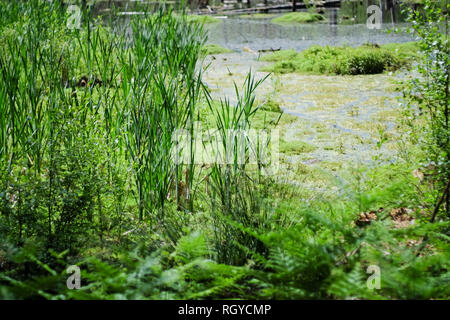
[261,44,413,75]
[240,13,277,19]
[272,12,325,24]
[260,97,283,113]
[379,42,421,62]
[201,44,232,56]
[260,49,300,62]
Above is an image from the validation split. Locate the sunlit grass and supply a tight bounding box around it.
[260,43,419,75]
[272,12,325,24]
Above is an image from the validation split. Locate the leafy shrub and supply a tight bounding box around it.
[402,0,449,221]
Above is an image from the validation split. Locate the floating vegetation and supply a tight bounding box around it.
[280,139,318,155]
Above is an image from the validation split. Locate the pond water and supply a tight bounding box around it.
[205,14,413,52]
[94,1,415,52]
[94,1,417,188]
[202,52,410,182]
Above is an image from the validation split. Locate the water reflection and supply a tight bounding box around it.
[205,15,413,52]
[94,1,415,51]
[329,7,338,37]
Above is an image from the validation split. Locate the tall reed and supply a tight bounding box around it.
[0,0,222,247]
[121,8,206,230]
[203,72,273,265]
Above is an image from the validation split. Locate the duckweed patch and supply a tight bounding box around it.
[280,139,318,155]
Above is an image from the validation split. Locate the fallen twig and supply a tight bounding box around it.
[258,47,281,53]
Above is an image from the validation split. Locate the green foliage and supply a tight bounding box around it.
[260,49,300,62]
[244,165,450,299]
[0,0,206,256]
[0,232,248,299]
[202,72,276,265]
[380,41,422,61]
[0,0,448,301]
[2,165,448,300]
[0,0,107,254]
[122,9,206,222]
[261,43,420,75]
[402,0,449,220]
